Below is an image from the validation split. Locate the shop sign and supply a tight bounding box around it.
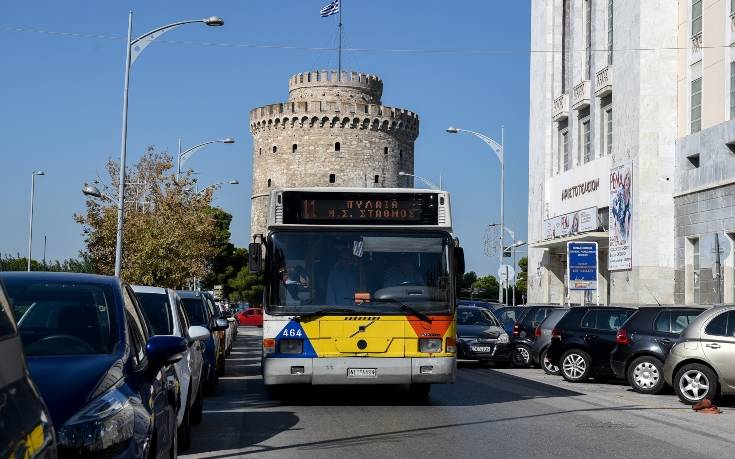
[543,207,597,240]
[567,242,598,291]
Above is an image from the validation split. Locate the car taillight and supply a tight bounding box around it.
[551,327,561,339]
[616,328,630,345]
[534,326,542,338]
[512,323,520,337]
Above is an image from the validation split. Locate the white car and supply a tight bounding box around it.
[132,285,209,450]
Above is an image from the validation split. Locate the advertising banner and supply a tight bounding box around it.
[609,160,633,270]
[543,207,597,240]
[567,242,598,291]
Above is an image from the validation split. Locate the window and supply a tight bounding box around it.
[687,153,700,168]
[135,292,174,335]
[731,62,735,120]
[692,237,701,304]
[267,178,272,187]
[691,78,702,133]
[334,142,341,152]
[581,310,597,329]
[705,311,729,336]
[329,173,336,183]
[607,0,614,65]
[399,149,403,160]
[127,312,147,368]
[584,0,592,80]
[596,309,632,330]
[272,145,277,153]
[259,148,262,156]
[654,311,671,333]
[581,117,592,163]
[562,0,571,92]
[671,311,702,333]
[692,0,702,36]
[374,175,380,184]
[601,97,612,157]
[181,297,208,327]
[561,129,570,171]
[384,147,388,154]
[292,143,297,153]
[0,287,16,339]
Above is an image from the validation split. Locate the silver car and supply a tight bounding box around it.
[663,305,735,404]
[132,286,210,450]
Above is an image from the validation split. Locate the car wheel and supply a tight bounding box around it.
[560,349,592,382]
[540,348,560,375]
[177,389,192,451]
[409,383,431,401]
[627,356,665,394]
[674,363,719,405]
[512,344,532,368]
[191,383,203,425]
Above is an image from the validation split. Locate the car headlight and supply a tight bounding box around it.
[57,386,134,453]
[497,333,509,343]
[280,339,303,354]
[419,338,443,353]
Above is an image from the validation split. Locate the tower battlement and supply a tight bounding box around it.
[288,70,383,104]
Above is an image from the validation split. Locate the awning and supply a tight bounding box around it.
[529,231,609,250]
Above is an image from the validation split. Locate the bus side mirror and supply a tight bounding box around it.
[455,247,465,276]
[249,242,262,273]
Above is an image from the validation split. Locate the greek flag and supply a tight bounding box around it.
[320,0,340,17]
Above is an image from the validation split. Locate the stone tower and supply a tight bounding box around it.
[248,70,420,236]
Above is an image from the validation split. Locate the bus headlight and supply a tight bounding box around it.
[280,339,303,354]
[419,339,442,353]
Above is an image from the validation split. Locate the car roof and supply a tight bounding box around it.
[131,285,167,294]
[176,290,204,299]
[0,271,119,286]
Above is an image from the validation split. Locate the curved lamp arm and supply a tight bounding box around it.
[398,171,439,190]
[453,128,503,164]
[130,16,223,64]
[179,140,222,166]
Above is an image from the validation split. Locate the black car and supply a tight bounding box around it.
[456,306,511,366]
[547,306,636,382]
[510,305,561,368]
[0,279,56,459]
[530,308,570,375]
[494,306,527,334]
[457,299,502,311]
[610,306,706,394]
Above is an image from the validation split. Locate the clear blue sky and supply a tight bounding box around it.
[0,0,530,279]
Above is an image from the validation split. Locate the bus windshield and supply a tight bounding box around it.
[266,231,453,316]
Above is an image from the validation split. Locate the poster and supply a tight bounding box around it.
[543,207,597,240]
[609,160,632,270]
[567,242,598,291]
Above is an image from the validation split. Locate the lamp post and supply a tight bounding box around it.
[177,137,236,180]
[27,170,45,271]
[504,240,527,306]
[192,179,239,194]
[398,171,440,190]
[447,126,504,303]
[114,12,224,277]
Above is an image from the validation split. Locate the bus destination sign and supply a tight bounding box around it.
[281,191,439,225]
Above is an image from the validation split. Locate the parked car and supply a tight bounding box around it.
[217,304,237,355]
[0,278,57,459]
[237,307,263,327]
[458,299,502,311]
[610,306,706,394]
[2,272,184,458]
[510,305,561,368]
[201,291,229,374]
[664,305,735,404]
[178,290,228,394]
[493,306,527,334]
[530,308,570,375]
[456,305,511,367]
[547,306,636,383]
[133,285,210,450]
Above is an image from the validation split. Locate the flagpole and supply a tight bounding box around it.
[338,0,342,80]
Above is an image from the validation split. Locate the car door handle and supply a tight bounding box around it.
[705,343,721,349]
[584,334,598,340]
[659,338,672,344]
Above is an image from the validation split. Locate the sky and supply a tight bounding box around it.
[0,0,531,279]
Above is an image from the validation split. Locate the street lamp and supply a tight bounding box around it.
[177,137,236,179]
[114,11,224,277]
[398,171,440,190]
[447,125,505,303]
[27,170,45,271]
[192,179,239,194]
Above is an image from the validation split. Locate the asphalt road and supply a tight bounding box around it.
[182,328,735,459]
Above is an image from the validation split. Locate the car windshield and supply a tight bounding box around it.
[267,230,453,315]
[3,278,117,356]
[457,308,496,326]
[135,292,174,335]
[180,297,208,326]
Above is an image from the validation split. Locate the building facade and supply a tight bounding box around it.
[674,0,735,304]
[248,70,419,236]
[528,0,678,305]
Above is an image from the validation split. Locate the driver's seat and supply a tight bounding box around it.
[57,305,102,352]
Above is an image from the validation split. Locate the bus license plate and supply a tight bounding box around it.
[470,346,494,353]
[347,368,377,378]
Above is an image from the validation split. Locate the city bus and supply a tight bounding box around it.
[248,187,465,397]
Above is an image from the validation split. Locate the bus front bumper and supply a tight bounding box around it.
[262,356,456,385]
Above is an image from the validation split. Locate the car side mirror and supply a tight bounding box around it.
[454,246,465,276]
[146,335,187,373]
[188,325,210,342]
[214,318,229,331]
[249,242,262,273]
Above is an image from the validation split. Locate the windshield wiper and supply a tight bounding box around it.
[292,308,367,322]
[372,299,433,324]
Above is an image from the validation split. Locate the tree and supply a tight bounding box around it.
[74,148,221,287]
[0,253,92,273]
[228,263,265,306]
[472,275,499,299]
[516,256,528,301]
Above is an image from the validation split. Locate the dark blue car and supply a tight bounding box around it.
[0,278,56,459]
[2,272,186,458]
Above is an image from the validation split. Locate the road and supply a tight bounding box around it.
[182,328,735,458]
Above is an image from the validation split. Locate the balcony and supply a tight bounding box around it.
[552,93,569,122]
[595,66,612,98]
[571,80,591,110]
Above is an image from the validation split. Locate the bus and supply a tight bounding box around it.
[248,187,465,397]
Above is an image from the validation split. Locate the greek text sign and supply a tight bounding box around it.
[567,242,598,291]
[543,207,597,240]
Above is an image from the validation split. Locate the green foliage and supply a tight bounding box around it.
[0,253,93,273]
[471,274,499,299]
[228,261,265,306]
[516,256,528,300]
